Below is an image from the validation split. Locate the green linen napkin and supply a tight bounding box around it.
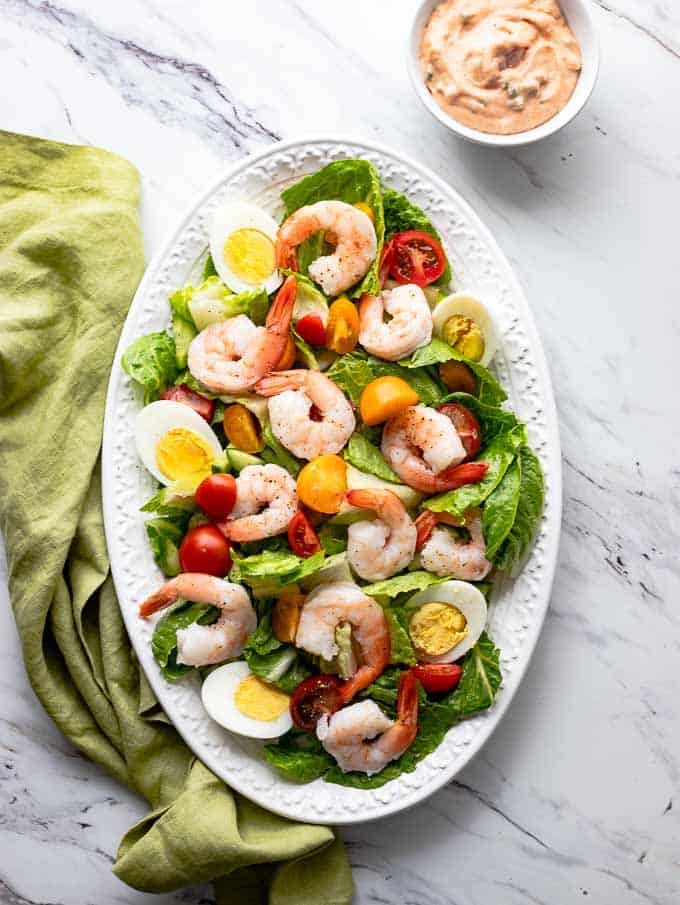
[0,131,353,905]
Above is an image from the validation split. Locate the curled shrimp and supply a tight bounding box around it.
[415,509,492,580]
[358,284,433,361]
[295,581,390,701]
[275,200,377,296]
[255,369,355,459]
[139,573,256,666]
[187,275,296,394]
[317,670,418,775]
[219,464,298,542]
[381,404,489,494]
[345,489,417,581]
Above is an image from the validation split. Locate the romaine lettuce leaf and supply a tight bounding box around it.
[361,571,444,598]
[426,424,526,518]
[242,607,312,693]
[438,632,502,718]
[264,732,333,783]
[121,332,178,404]
[281,160,385,297]
[400,338,506,406]
[144,517,184,577]
[140,485,197,521]
[326,351,376,405]
[439,392,519,443]
[344,433,402,484]
[260,419,303,476]
[151,601,218,681]
[231,549,325,595]
[317,522,348,556]
[293,330,320,370]
[384,608,416,666]
[202,254,218,279]
[495,446,544,573]
[326,349,443,409]
[382,187,451,286]
[482,455,522,561]
[178,277,269,330]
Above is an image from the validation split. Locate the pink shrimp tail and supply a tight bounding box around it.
[255,369,306,397]
[265,275,297,337]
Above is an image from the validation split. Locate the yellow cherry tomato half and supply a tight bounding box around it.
[359,375,419,426]
[353,202,375,224]
[223,404,263,454]
[326,297,359,355]
[296,454,347,514]
[275,333,297,370]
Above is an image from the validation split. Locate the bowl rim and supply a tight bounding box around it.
[407,0,601,148]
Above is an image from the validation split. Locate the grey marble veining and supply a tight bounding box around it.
[0,1,678,903]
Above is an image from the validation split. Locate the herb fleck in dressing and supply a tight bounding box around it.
[420,0,582,135]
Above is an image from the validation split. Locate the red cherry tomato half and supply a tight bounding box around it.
[160,384,215,422]
[195,473,237,520]
[288,511,322,558]
[295,314,327,346]
[290,674,343,731]
[179,525,231,576]
[413,663,463,694]
[437,402,482,459]
[388,230,446,287]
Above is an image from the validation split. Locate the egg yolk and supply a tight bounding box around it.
[155,428,215,486]
[409,602,468,656]
[442,315,485,362]
[223,228,275,284]
[234,675,290,721]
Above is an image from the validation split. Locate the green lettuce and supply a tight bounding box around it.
[384,608,416,666]
[439,392,519,443]
[344,433,402,483]
[264,732,332,783]
[495,446,544,573]
[361,571,444,598]
[151,601,218,681]
[179,277,269,329]
[426,423,527,518]
[382,187,451,286]
[437,632,502,719]
[231,549,325,595]
[326,350,443,408]
[144,518,184,577]
[281,159,385,297]
[292,330,320,370]
[140,485,197,522]
[260,420,302,476]
[122,332,178,404]
[400,338,506,406]
[482,455,521,561]
[242,603,313,693]
[317,523,347,556]
[202,254,218,279]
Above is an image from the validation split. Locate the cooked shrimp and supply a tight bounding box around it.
[381,404,467,492]
[358,284,433,361]
[295,581,390,701]
[219,464,298,542]
[255,369,355,459]
[417,509,492,580]
[345,489,417,581]
[317,670,418,775]
[138,573,256,666]
[187,275,296,394]
[275,200,377,296]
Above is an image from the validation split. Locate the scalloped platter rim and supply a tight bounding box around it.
[102,136,562,825]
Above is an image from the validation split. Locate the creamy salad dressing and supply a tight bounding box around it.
[420,0,582,135]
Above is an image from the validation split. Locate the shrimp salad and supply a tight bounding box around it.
[122,159,544,789]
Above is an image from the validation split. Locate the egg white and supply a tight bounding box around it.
[135,400,223,486]
[432,292,498,366]
[209,201,283,295]
[201,661,293,739]
[405,580,488,663]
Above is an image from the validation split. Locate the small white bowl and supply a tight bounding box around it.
[408,0,600,147]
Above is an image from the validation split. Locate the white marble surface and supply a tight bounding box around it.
[0,1,678,903]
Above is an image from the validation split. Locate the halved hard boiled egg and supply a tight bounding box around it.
[209,202,283,295]
[135,400,222,488]
[405,580,487,663]
[201,661,293,739]
[432,293,498,367]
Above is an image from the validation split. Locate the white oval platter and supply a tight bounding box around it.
[102,137,562,825]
